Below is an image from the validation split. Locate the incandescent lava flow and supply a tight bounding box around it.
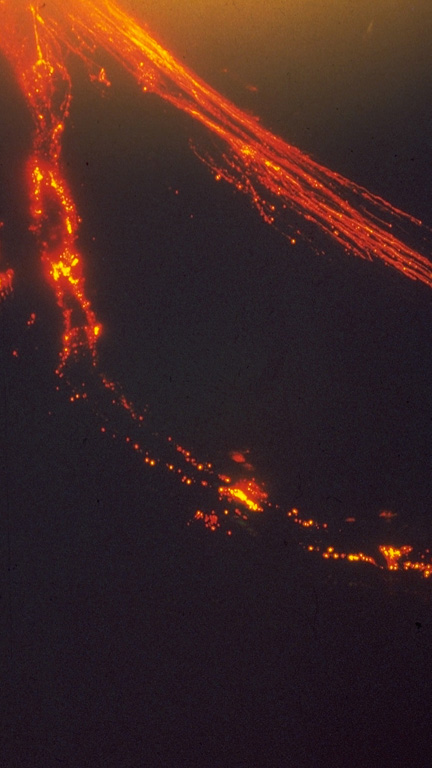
[0,0,431,579]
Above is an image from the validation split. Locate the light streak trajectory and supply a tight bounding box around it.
[0,0,431,578]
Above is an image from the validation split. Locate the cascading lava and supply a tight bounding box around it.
[0,0,430,578]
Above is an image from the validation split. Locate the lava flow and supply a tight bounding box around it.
[58,0,432,287]
[0,0,431,579]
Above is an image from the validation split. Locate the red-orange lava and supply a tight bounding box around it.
[0,0,430,579]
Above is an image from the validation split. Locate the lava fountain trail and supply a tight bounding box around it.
[52,0,432,287]
[0,1,431,580]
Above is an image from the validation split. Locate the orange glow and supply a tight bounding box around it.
[304,543,432,578]
[321,546,377,567]
[287,507,324,530]
[0,1,430,581]
[37,0,432,288]
[192,510,220,532]
[0,0,428,292]
[219,478,268,512]
[229,450,254,471]
[230,451,247,464]
[377,545,431,577]
[0,268,14,300]
[0,4,100,369]
[379,545,413,571]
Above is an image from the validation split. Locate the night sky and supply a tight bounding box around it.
[1,2,432,766]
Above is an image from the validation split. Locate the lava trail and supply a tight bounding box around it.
[0,2,100,368]
[0,1,430,579]
[52,0,432,287]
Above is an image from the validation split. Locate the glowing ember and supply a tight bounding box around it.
[320,546,377,567]
[379,510,398,521]
[287,507,326,531]
[0,0,430,580]
[379,545,413,571]
[219,478,268,513]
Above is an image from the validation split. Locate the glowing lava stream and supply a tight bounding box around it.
[0,1,431,578]
[55,0,432,287]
